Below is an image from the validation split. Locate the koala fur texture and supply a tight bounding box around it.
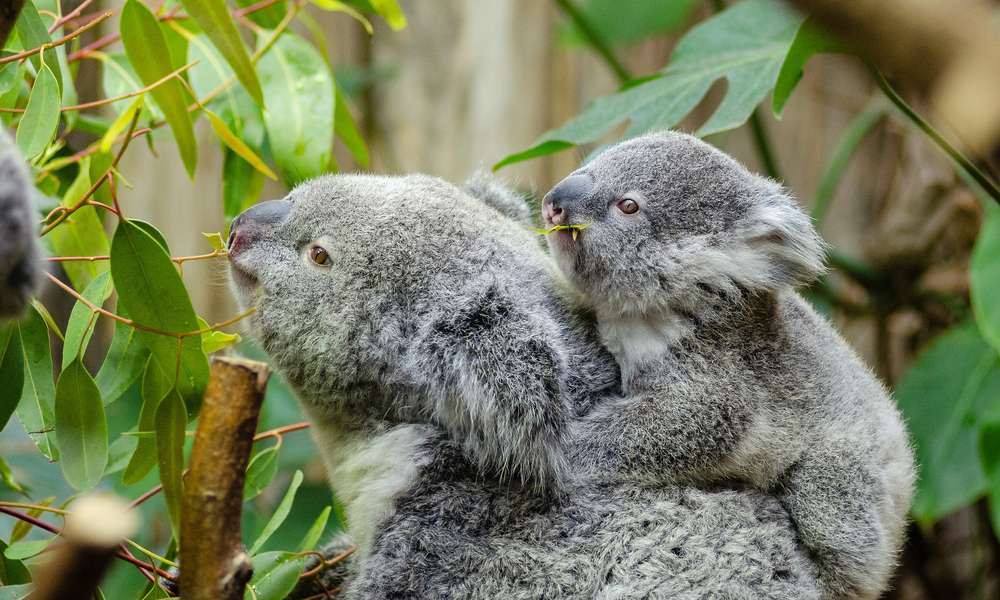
[229,173,823,598]
[542,131,916,599]
[0,129,41,318]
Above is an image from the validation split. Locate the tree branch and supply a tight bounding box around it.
[180,357,271,600]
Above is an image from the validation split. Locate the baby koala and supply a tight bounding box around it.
[542,131,915,599]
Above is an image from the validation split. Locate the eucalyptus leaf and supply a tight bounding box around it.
[156,388,187,538]
[258,32,334,185]
[249,470,304,554]
[3,538,51,561]
[0,539,31,585]
[15,304,58,461]
[110,220,209,416]
[55,359,108,490]
[95,307,149,406]
[120,0,198,175]
[243,551,308,600]
[46,157,110,292]
[244,445,279,500]
[179,0,263,105]
[61,272,114,368]
[299,506,332,552]
[0,325,24,431]
[123,356,172,485]
[15,61,60,159]
[13,2,60,88]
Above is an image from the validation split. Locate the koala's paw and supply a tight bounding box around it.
[0,132,42,319]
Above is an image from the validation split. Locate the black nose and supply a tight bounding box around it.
[542,174,594,226]
[229,199,291,249]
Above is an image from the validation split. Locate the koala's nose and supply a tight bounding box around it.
[542,174,593,226]
[229,199,291,252]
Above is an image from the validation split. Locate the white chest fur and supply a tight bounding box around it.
[597,311,689,385]
[303,409,431,557]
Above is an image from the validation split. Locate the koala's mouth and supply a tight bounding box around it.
[531,223,589,242]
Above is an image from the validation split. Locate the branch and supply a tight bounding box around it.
[180,357,271,600]
[0,11,111,65]
[28,495,138,600]
[552,0,629,84]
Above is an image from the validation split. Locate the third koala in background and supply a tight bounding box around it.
[541,131,915,599]
[0,129,41,318]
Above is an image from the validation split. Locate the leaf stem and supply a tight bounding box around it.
[45,249,228,265]
[747,110,781,180]
[552,0,630,84]
[871,67,1000,205]
[0,11,111,65]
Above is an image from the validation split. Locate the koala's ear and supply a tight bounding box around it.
[732,187,826,290]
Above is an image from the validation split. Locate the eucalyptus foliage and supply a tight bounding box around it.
[0,1,399,597]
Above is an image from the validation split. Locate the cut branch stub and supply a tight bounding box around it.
[180,356,271,600]
[28,494,138,600]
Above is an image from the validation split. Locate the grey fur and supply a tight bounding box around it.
[229,172,823,598]
[463,168,534,225]
[543,131,916,599]
[0,129,41,318]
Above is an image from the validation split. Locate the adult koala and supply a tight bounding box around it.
[0,129,41,318]
[228,173,823,598]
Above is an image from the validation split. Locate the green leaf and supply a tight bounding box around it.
[897,323,1000,523]
[559,0,699,45]
[3,538,51,561]
[15,60,60,159]
[370,0,406,30]
[110,220,209,416]
[495,0,801,168]
[0,539,31,585]
[13,2,61,88]
[120,0,198,176]
[223,148,266,223]
[199,319,241,355]
[243,445,279,500]
[46,158,111,291]
[0,583,32,600]
[249,470,303,554]
[299,506,332,552]
[122,356,172,485]
[98,53,163,119]
[972,204,1000,355]
[30,299,63,342]
[15,304,58,461]
[979,420,1000,536]
[95,309,149,406]
[237,0,288,29]
[0,456,26,494]
[61,272,114,369]
[773,18,849,117]
[244,552,309,600]
[156,388,187,538]
[179,0,263,106]
[0,325,24,431]
[334,84,368,167]
[106,435,139,475]
[100,95,144,153]
[206,109,277,180]
[55,358,109,490]
[258,32,334,185]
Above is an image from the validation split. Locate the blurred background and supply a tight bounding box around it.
[3,1,1000,598]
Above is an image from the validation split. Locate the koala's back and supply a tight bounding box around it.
[351,437,821,600]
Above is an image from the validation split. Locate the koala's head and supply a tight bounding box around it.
[541,131,825,320]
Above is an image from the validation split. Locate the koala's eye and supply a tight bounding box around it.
[308,245,331,267]
[617,197,640,215]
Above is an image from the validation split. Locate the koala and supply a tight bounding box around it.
[227,173,823,598]
[541,131,916,599]
[0,128,41,318]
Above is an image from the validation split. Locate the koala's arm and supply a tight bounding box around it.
[0,129,41,319]
[413,280,572,492]
[570,372,756,484]
[463,169,534,226]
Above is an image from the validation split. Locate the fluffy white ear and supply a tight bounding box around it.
[731,189,827,291]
